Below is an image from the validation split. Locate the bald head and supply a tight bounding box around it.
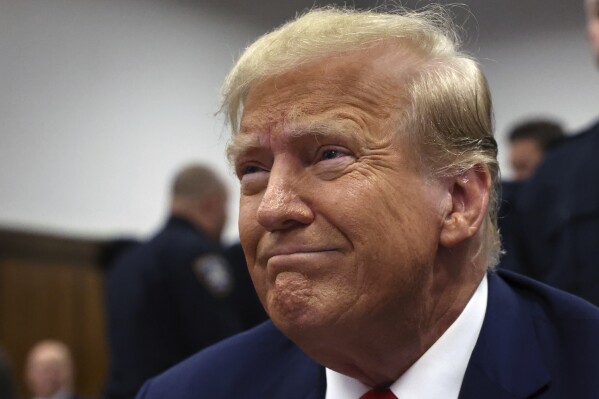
[170,164,228,241]
[171,165,226,201]
[25,340,74,398]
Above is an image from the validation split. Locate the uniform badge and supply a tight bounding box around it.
[192,254,234,298]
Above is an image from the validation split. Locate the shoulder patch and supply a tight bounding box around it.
[192,254,234,298]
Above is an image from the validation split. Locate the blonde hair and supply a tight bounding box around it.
[222,6,501,267]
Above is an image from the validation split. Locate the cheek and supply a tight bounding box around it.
[358,183,441,262]
[238,197,261,253]
[238,198,267,292]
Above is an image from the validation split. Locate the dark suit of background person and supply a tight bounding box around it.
[223,243,268,330]
[104,165,243,399]
[136,6,599,399]
[498,0,599,306]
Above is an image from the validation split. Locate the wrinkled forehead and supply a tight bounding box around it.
[228,45,420,156]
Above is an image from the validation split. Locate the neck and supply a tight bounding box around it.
[297,262,486,387]
[170,211,219,243]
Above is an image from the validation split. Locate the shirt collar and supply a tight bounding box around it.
[325,275,488,399]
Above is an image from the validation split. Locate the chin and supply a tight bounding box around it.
[266,287,333,336]
[264,271,354,339]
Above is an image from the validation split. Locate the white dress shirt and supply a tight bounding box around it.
[325,275,488,399]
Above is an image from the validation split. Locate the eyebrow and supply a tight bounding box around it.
[227,133,265,164]
[229,117,369,161]
[287,119,359,138]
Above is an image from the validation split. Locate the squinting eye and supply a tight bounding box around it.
[241,165,264,176]
[321,149,343,160]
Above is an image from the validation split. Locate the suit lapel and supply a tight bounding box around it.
[459,272,550,399]
[265,337,326,399]
[304,366,327,399]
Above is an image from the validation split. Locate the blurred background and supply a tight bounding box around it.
[0,0,597,397]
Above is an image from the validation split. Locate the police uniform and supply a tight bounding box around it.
[104,216,242,399]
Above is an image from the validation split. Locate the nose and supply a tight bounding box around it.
[256,162,314,231]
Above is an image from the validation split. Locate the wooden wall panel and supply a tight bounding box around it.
[0,228,108,399]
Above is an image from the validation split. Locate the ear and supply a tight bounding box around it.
[440,166,491,248]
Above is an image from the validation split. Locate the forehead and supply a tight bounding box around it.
[241,48,412,129]
[236,45,418,142]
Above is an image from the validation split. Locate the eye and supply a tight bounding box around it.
[317,147,351,162]
[321,149,342,160]
[241,164,264,175]
[235,162,269,181]
[237,162,270,195]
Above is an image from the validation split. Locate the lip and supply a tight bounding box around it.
[264,249,341,280]
[259,245,342,271]
[269,246,337,257]
[261,245,340,262]
[268,249,339,263]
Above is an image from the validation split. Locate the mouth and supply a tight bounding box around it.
[269,248,338,261]
[264,245,340,260]
[262,248,342,277]
[269,247,338,257]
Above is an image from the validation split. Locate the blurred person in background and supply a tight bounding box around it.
[499,119,564,271]
[507,119,565,181]
[498,0,599,304]
[25,340,81,399]
[104,164,243,399]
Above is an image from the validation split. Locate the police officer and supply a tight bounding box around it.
[104,164,242,399]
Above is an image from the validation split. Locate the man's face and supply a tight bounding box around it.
[587,0,599,64]
[26,353,66,397]
[232,48,449,341]
[509,138,544,181]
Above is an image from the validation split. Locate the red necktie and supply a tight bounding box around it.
[360,388,398,399]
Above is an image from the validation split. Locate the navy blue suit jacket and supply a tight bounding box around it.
[136,270,599,398]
